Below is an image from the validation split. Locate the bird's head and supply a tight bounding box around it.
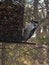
[31,19,39,29]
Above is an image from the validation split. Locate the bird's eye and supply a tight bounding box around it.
[34,23,38,28]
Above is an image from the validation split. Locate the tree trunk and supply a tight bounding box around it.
[33,0,38,20]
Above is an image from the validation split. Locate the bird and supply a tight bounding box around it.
[22,19,39,42]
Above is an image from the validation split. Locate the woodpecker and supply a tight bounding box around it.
[22,19,39,42]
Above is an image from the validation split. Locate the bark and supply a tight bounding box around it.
[33,0,38,20]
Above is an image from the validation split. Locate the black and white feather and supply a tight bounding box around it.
[22,20,39,41]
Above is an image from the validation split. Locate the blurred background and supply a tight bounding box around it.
[0,0,49,65]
